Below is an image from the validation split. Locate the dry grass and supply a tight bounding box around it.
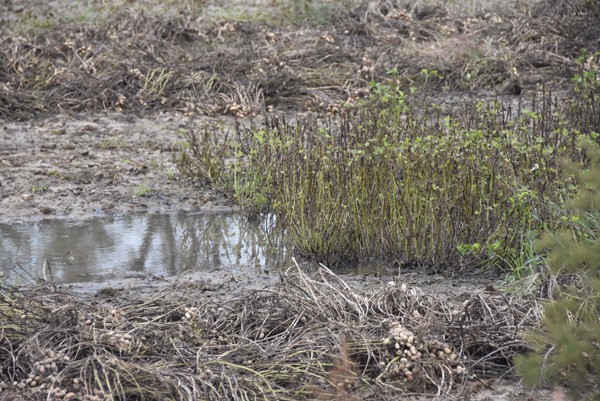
[0,263,542,400]
[1,0,598,120]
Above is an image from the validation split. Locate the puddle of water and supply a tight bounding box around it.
[0,213,289,284]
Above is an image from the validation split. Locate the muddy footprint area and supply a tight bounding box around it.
[0,113,235,224]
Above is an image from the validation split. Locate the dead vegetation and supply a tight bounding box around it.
[0,0,598,120]
[0,264,541,400]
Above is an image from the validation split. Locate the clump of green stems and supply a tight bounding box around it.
[178,75,598,271]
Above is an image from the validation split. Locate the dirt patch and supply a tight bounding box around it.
[0,113,236,224]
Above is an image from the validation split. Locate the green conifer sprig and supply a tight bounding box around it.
[516,136,600,400]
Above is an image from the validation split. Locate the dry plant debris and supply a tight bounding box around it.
[0,264,542,400]
[0,0,598,120]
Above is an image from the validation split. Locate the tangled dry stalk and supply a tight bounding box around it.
[0,263,542,400]
[1,0,598,120]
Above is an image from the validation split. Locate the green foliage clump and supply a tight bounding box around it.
[263,87,582,267]
[177,83,590,269]
[176,48,600,270]
[175,125,230,185]
[516,137,600,400]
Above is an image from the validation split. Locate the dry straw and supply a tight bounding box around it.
[0,263,541,400]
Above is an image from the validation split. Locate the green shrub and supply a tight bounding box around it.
[175,125,230,185]
[176,71,598,270]
[218,86,586,267]
[515,136,600,400]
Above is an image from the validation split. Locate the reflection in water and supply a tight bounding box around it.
[0,213,289,284]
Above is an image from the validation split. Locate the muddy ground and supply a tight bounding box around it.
[0,113,235,224]
[1,0,598,399]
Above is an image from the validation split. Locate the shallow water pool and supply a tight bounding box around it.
[0,213,288,284]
